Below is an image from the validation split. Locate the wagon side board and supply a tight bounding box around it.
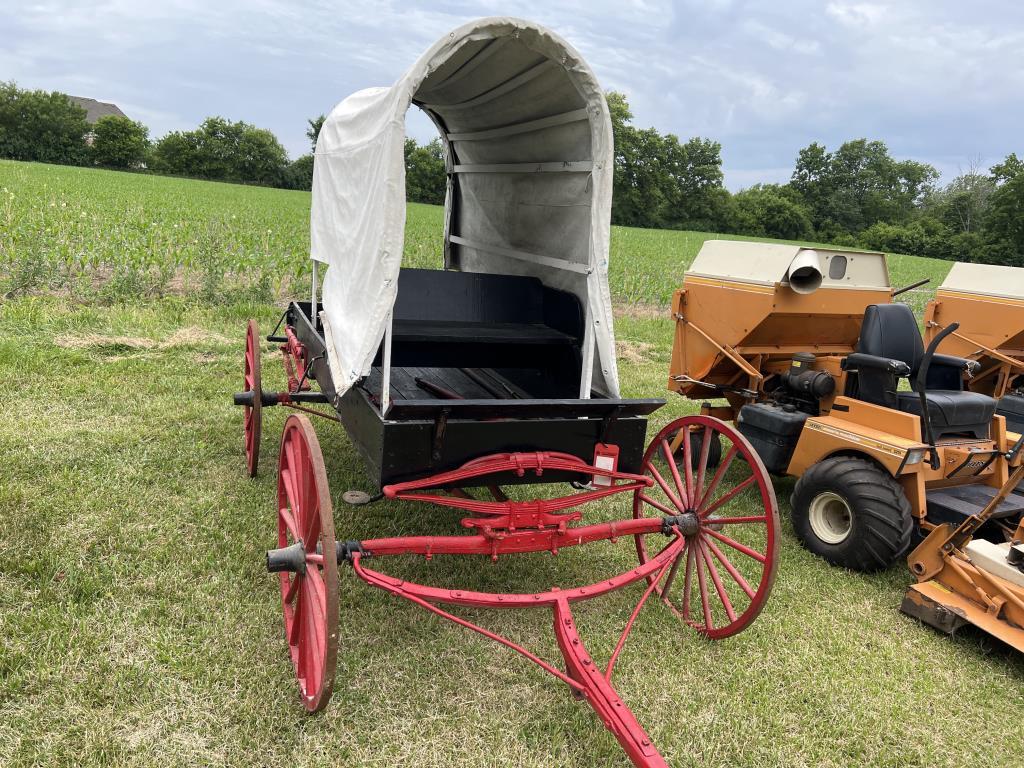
[337,385,651,488]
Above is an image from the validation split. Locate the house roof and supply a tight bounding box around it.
[67,96,127,124]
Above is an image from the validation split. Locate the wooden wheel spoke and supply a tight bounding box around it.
[697,445,738,511]
[695,428,712,502]
[289,584,304,646]
[303,575,326,664]
[284,572,301,604]
[704,514,767,525]
[638,493,676,516]
[661,439,691,508]
[701,474,756,518]
[648,463,686,512]
[279,504,301,542]
[660,542,685,598]
[679,543,695,620]
[704,528,767,564]
[680,431,695,505]
[301,480,321,548]
[694,547,714,630]
[705,538,756,599]
[280,467,303,534]
[699,539,737,622]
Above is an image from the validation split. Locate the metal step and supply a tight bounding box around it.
[925,484,1024,526]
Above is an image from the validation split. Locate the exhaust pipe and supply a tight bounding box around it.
[786,249,823,294]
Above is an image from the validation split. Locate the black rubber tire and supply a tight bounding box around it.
[675,427,722,471]
[790,455,912,572]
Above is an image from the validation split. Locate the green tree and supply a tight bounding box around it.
[730,184,813,240]
[90,115,149,168]
[606,91,726,230]
[404,137,446,204]
[284,154,315,191]
[0,82,90,165]
[984,153,1024,262]
[923,167,996,234]
[790,139,938,235]
[149,131,200,176]
[150,117,289,186]
[307,114,326,152]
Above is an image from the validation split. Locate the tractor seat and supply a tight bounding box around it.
[846,303,996,440]
[895,391,995,440]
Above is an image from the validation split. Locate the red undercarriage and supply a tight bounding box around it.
[346,452,676,768]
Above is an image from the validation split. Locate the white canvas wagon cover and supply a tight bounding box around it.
[311,17,618,398]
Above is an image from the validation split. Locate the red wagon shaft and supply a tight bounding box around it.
[264,412,779,767]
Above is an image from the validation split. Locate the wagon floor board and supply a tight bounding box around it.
[363,365,544,404]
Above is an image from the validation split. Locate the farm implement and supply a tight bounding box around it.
[234,19,779,767]
[669,240,1024,650]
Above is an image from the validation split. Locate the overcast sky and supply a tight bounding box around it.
[3,0,1021,189]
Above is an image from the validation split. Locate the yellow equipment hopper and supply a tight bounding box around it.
[924,262,1024,431]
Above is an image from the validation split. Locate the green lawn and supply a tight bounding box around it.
[2,161,1020,768]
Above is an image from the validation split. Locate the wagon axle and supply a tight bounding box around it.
[233,389,328,408]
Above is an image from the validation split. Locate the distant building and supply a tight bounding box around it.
[66,96,128,146]
[67,96,127,124]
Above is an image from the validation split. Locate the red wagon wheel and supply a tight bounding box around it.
[243,319,263,478]
[634,415,779,639]
[276,415,340,712]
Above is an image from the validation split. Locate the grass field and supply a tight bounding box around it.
[3,160,1022,768]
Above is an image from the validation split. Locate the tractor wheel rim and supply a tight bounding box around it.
[808,491,853,545]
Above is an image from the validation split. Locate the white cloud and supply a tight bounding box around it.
[743,20,821,55]
[825,2,887,28]
[2,0,1021,182]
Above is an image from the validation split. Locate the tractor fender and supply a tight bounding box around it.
[786,403,923,479]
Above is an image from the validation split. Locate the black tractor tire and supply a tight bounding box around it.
[790,455,912,572]
[674,426,722,471]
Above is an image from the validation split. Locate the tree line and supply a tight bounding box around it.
[0,82,316,189]
[1,82,1020,264]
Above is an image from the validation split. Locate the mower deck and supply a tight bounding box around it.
[902,580,1024,651]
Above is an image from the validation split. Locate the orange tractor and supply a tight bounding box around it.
[669,240,1024,649]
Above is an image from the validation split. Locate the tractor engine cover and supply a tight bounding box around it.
[736,402,809,475]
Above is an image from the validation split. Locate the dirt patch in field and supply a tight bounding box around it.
[616,339,655,365]
[54,334,156,351]
[55,327,232,356]
[613,302,668,320]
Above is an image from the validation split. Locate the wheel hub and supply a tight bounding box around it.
[662,511,701,536]
[808,491,853,545]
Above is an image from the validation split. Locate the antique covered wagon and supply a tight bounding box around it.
[234,18,779,767]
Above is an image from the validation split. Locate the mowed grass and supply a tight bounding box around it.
[2,161,1021,768]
